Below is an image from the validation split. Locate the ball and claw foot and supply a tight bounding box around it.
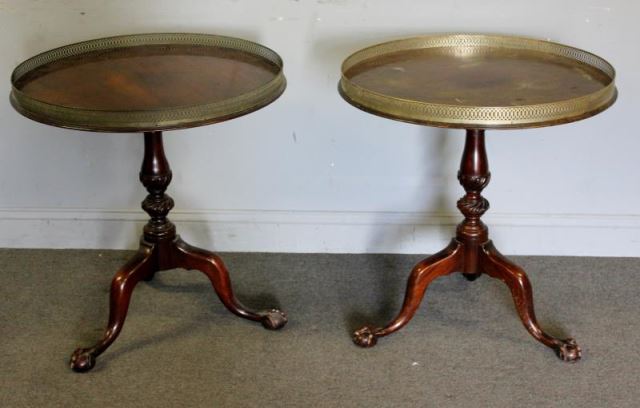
[259,309,288,330]
[69,348,96,373]
[555,338,582,362]
[353,326,380,348]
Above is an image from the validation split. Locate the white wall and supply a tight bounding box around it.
[1,0,639,256]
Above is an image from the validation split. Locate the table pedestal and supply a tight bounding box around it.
[70,131,287,372]
[353,129,581,362]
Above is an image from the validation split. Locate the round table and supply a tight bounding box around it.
[11,33,288,372]
[339,34,617,362]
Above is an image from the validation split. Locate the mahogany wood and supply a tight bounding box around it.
[16,45,280,112]
[353,129,581,362]
[69,132,287,372]
[346,48,611,108]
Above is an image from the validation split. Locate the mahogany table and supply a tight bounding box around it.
[10,33,288,372]
[339,34,617,361]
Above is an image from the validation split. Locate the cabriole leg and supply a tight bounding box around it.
[70,242,154,372]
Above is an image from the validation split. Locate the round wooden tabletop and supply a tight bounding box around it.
[10,33,286,132]
[339,34,617,129]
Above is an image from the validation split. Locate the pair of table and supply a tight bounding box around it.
[10,33,616,372]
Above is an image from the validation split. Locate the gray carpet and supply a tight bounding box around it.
[1,248,639,407]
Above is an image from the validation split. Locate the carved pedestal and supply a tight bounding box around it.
[70,131,287,372]
[352,129,581,362]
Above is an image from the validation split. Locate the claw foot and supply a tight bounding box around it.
[555,338,582,362]
[353,326,379,348]
[70,348,96,373]
[259,309,288,330]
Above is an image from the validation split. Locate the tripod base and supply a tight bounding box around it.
[353,129,581,362]
[69,132,286,372]
[352,239,581,362]
[70,235,287,372]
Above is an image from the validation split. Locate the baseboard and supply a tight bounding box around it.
[0,208,639,256]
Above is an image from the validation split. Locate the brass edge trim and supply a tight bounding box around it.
[11,33,285,131]
[340,34,617,128]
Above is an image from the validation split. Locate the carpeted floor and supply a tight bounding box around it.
[1,248,638,407]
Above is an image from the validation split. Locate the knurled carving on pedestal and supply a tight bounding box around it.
[141,195,175,219]
[457,195,490,217]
